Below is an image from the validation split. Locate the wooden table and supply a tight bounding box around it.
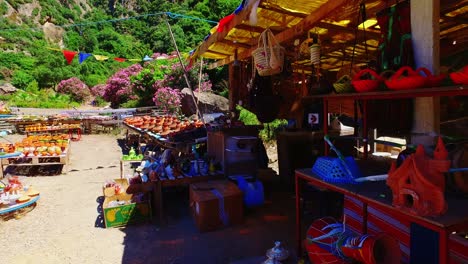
[126,173,223,226]
[295,168,468,264]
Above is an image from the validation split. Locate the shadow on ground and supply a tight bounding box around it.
[98,177,300,264]
[4,164,63,176]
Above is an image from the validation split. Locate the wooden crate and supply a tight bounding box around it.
[1,145,71,174]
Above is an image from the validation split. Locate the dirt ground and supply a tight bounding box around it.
[0,132,280,264]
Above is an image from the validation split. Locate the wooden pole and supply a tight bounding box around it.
[411,0,440,146]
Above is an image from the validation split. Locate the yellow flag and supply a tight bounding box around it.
[93,55,109,61]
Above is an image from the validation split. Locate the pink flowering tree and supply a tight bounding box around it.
[103,64,143,108]
[56,77,91,102]
[153,86,182,114]
[90,84,106,97]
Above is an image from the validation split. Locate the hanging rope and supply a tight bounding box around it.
[164,16,205,124]
[197,57,204,105]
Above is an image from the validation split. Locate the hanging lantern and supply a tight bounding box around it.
[310,34,321,65]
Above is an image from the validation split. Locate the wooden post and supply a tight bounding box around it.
[228,49,241,111]
[411,0,440,146]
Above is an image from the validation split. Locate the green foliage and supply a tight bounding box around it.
[0,2,8,16]
[0,0,236,107]
[92,96,107,107]
[4,81,80,108]
[120,99,139,108]
[236,105,287,142]
[11,70,34,89]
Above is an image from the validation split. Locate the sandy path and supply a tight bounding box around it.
[0,135,127,264]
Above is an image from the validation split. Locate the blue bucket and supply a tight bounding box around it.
[234,176,264,207]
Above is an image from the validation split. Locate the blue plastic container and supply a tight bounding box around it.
[311,156,362,184]
[234,176,264,207]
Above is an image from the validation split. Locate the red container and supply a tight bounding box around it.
[416,67,446,87]
[352,69,382,93]
[341,234,401,264]
[450,66,468,85]
[305,217,346,264]
[385,66,426,90]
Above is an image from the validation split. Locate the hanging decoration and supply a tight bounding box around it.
[78,52,92,64]
[234,0,247,14]
[217,14,235,33]
[249,0,261,26]
[62,50,78,64]
[113,57,126,62]
[93,55,109,61]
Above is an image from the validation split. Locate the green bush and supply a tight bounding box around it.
[236,105,287,142]
[11,70,35,89]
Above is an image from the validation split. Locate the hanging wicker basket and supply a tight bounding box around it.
[252,28,285,76]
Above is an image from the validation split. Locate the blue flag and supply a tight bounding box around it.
[79,52,92,64]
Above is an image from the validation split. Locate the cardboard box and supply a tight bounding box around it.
[189,180,243,232]
[103,193,151,228]
[103,178,129,197]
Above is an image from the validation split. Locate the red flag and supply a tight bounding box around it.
[62,50,77,64]
[114,57,126,62]
[217,14,235,33]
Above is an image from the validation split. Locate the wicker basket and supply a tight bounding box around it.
[416,67,446,87]
[252,28,285,76]
[351,69,381,93]
[333,75,353,94]
[385,66,425,90]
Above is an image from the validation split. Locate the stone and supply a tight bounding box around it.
[0,83,17,95]
[180,88,229,116]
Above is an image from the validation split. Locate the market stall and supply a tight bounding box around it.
[186,0,467,262]
[0,134,71,177]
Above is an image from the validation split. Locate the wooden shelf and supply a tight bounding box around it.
[303,85,467,102]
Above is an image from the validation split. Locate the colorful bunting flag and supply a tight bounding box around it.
[94,55,109,61]
[234,0,247,14]
[79,52,93,64]
[143,55,153,62]
[114,57,126,62]
[62,50,78,64]
[217,14,235,33]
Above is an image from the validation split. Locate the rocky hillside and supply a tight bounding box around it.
[0,0,237,90]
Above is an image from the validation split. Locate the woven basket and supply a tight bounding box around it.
[385,66,425,90]
[416,67,446,87]
[252,28,285,76]
[351,69,381,93]
[333,75,353,94]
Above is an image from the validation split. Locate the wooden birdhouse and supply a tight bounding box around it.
[386,137,451,216]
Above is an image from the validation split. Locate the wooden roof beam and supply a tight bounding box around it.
[219,39,252,50]
[210,0,350,68]
[315,21,380,39]
[258,2,308,18]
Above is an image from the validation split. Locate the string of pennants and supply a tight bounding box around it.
[47,47,155,65]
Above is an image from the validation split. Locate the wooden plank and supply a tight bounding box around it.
[210,0,349,68]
